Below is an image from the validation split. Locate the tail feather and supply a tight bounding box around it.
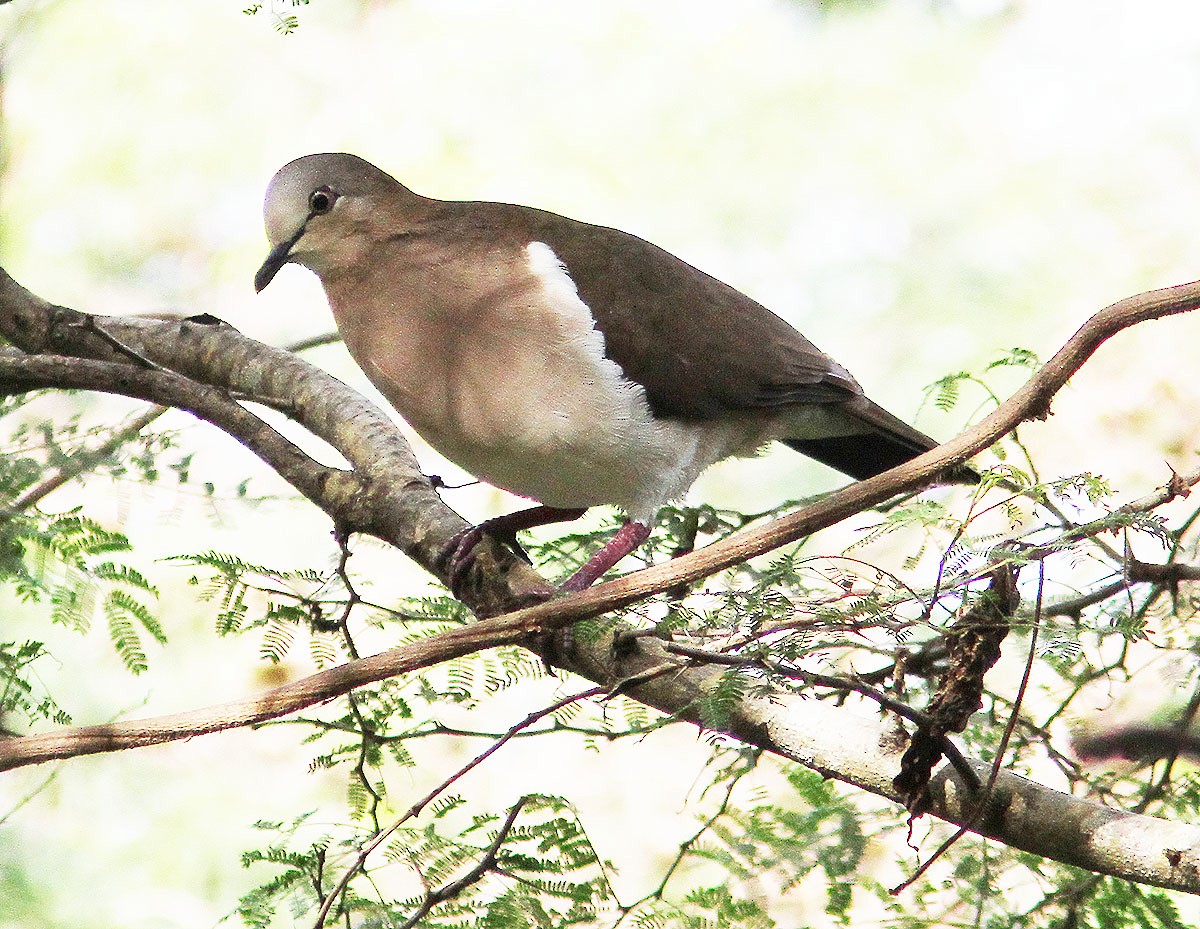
[784,433,933,481]
[783,400,977,484]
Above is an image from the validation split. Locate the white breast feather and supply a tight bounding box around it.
[497,242,775,523]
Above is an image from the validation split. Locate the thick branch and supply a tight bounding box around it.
[1,267,1200,892]
[0,349,355,512]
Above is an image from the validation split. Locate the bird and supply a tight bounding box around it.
[255,153,964,593]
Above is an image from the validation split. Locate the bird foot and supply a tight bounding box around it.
[443,523,526,599]
[443,526,478,599]
[443,506,588,598]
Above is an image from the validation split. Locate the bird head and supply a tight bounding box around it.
[254,152,402,291]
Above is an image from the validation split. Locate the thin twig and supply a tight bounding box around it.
[285,330,342,354]
[311,687,605,928]
[612,751,757,926]
[79,315,171,373]
[662,641,980,792]
[394,797,528,929]
[13,404,168,511]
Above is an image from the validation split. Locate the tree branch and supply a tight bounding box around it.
[395,797,527,929]
[1,267,1200,893]
[315,686,603,929]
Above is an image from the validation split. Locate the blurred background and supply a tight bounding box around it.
[3,0,1200,925]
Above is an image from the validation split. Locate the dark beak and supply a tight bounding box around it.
[254,226,305,292]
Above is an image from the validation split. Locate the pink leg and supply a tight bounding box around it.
[560,520,652,592]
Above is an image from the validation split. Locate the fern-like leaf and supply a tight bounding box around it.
[106,609,148,675]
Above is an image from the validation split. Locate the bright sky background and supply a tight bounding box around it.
[4,0,1200,925]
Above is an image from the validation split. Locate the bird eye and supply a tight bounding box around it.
[308,187,336,215]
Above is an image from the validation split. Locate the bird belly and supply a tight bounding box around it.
[416,388,772,525]
[407,314,681,518]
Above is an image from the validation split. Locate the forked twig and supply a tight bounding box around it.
[311,686,605,928]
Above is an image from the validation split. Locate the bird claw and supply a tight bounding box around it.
[443,522,535,598]
[444,524,485,598]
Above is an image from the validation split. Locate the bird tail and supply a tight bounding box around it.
[783,400,978,484]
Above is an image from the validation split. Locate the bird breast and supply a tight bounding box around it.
[325,240,764,520]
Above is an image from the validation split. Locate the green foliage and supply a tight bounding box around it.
[972,871,1197,929]
[926,370,972,413]
[104,588,164,674]
[1083,878,1189,929]
[679,885,774,928]
[239,794,616,927]
[687,764,867,924]
[6,509,162,669]
[696,668,753,731]
[174,550,349,651]
[0,406,180,694]
[259,603,305,663]
[987,347,1042,372]
[927,348,1040,411]
[0,640,70,727]
[238,814,335,929]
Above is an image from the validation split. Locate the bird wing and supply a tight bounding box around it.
[532,213,951,480]
[437,202,948,482]
[532,213,866,419]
